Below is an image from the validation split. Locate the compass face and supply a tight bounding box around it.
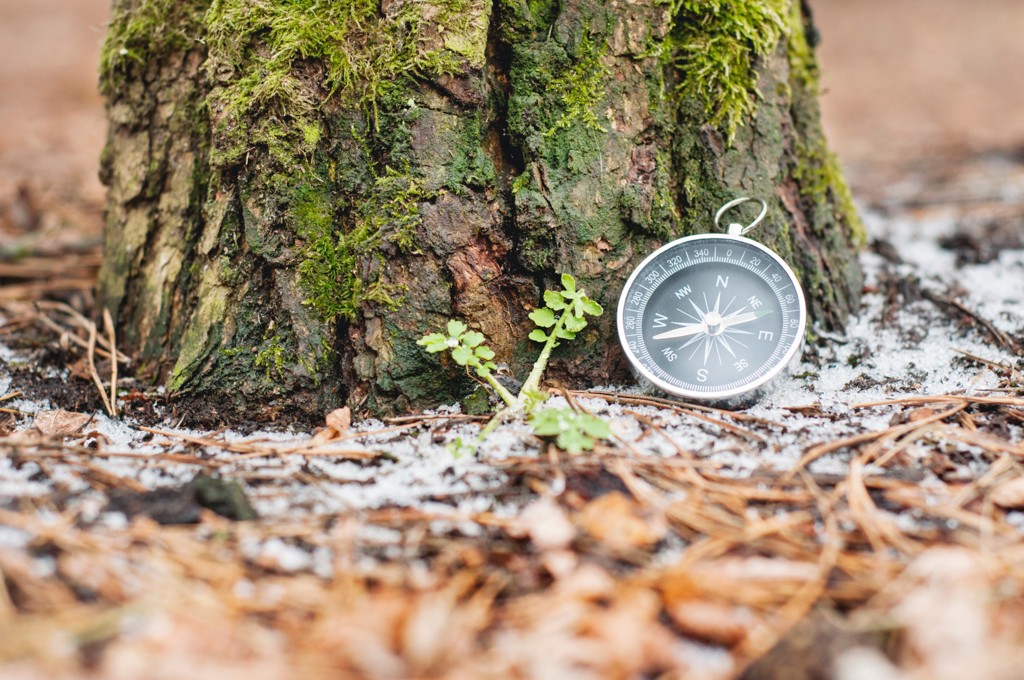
[617,233,806,401]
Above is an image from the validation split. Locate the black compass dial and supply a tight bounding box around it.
[617,234,806,401]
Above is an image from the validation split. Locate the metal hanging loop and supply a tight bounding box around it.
[715,197,768,237]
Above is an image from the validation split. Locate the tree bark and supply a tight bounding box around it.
[99,0,862,419]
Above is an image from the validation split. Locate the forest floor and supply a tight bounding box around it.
[5,1,1024,679]
[3,152,1024,679]
[2,153,1024,680]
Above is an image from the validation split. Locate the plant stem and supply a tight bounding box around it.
[475,405,514,449]
[517,309,569,407]
[484,372,517,408]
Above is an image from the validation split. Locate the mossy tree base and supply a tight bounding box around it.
[99,0,862,418]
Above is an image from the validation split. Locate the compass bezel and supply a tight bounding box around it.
[616,233,807,402]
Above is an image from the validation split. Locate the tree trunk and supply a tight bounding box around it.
[99,0,862,419]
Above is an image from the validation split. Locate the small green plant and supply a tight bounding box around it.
[418,320,516,407]
[418,273,607,455]
[529,407,611,455]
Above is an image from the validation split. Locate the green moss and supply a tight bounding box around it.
[544,30,609,137]
[202,0,485,324]
[785,0,818,91]
[793,142,866,246]
[204,0,480,162]
[667,0,789,140]
[254,331,288,380]
[293,166,433,324]
[104,0,497,405]
[250,325,332,384]
[100,0,210,95]
[506,28,610,164]
[446,114,496,192]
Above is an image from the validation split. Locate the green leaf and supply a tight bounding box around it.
[557,430,589,455]
[474,346,495,361]
[529,407,607,454]
[462,331,485,348]
[564,314,587,333]
[475,364,492,377]
[560,273,576,294]
[580,414,611,439]
[447,437,473,459]
[555,328,576,340]
[447,320,467,338]
[529,409,564,435]
[529,307,556,328]
[582,298,603,317]
[544,290,566,310]
[418,333,449,352]
[528,328,549,342]
[451,346,473,365]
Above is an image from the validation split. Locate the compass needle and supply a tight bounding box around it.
[617,196,806,403]
[720,308,773,329]
[651,323,705,340]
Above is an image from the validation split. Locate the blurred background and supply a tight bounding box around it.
[1,0,1023,242]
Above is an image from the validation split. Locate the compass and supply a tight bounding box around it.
[616,197,807,405]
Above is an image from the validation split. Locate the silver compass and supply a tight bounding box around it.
[616,197,807,405]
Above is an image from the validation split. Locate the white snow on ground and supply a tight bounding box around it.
[1,200,1023,522]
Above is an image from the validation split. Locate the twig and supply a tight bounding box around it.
[571,389,767,443]
[85,319,115,418]
[955,348,1020,377]
[951,454,1016,508]
[782,403,966,482]
[139,424,408,459]
[580,389,786,429]
[103,308,118,418]
[852,394,1024,408]
[922,290,1016,352]
[383,413,488,424]
[32,301,130,363]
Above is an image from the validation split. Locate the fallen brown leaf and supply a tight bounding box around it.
[577,491,667,552]
[326,406,351,433]
[309,406,352,445]
[32,409,91,436]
